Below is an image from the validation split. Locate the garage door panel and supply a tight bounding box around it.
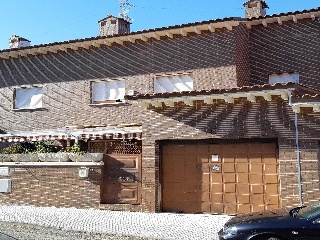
[251,194,265,205]
[237,173,249,183]
[211,173,223,183]
[224,173,236,183]
[250,164,263,173]
[225,204,237,214]
[263,156,277,164]
[211,193,223,203]
[224,193,236,203]
[211,183,223,193]
[223,163,235,172]
[265,184,279,194]
[237,183,250,194]
[238,204,251,214]
[250,174,263,183]
[236,163,249,173]
[251,184,264,194]
[162,142,280,214]
[265,194,280,205]
[265,164,278,174]
[224,183,236,193]
[211,203,224,213]
[252,205,265,212]
[265,175,279,184]
[238,194,250,204]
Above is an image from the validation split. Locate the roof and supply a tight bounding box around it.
[0,7,319,59]
[125,82,320,100]
[125,82,320,114]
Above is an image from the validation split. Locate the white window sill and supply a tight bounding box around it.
[12,107,46,111]
[89,100,126,106]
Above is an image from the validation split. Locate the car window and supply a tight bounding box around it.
[297,203,320,219]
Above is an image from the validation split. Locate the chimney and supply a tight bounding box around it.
[98,15,131,37]
[243,0,269,19]
[9,35,31,49]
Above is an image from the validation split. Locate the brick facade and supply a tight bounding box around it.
[0,166,101,208]
[248,19,320,87]
[139,97,320,210]
[0,11,319,212]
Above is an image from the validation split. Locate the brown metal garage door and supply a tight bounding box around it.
[161,142,280,214]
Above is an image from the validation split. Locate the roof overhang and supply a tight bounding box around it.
[0,19,240,60]
[244,9,320,29]
[1,8,319,60]
[126,83,320,114]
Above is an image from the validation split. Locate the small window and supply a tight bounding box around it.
[91,81,125,104]
[14,87,43,110]
[269,73,299,84]
[154,74,193,94]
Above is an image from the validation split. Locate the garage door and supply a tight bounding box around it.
[161,142,280,214]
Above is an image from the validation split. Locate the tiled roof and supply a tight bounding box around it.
[125,83,320,100]
[0,7,319,58]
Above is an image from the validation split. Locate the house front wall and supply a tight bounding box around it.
[140,97,320,213]
[248,19,320,87]
[0,29,238,132]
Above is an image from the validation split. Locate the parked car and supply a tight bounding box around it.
[218,202,320,240]
[0,232,17,240]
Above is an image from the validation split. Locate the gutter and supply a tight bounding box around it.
[288,91,303,206]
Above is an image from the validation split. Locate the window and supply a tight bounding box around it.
[154,74,193,94]
[91,81,125,104]
[269,73,299,84]
[14,87,43,110]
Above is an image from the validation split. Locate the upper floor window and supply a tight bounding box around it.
[269,73,299,84]
[91,81,125,104]
[154,74,193,94]
[14,87,43,110]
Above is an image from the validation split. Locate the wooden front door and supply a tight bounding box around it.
[101,154,141,204]
[161,142,280,214]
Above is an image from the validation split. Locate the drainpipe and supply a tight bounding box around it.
[288,91,303,206]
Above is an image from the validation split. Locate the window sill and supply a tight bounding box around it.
[12,108,47,112]
[89,100,127,106]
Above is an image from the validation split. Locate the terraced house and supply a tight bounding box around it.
[0,0,320,215]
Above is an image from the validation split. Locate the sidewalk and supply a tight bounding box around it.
[0,205,231,240]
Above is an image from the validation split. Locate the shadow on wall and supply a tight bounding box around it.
[0,30,236,88]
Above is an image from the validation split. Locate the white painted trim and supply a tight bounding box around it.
[0,162,104,167]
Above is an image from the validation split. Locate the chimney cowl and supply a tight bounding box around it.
[9,35,31,49]
[243,0,269,19]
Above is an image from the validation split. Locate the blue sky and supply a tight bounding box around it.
[1,0,320,50]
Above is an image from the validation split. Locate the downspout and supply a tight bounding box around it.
[288,91,303,206]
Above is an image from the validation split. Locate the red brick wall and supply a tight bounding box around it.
[0,166,102,208]
[139,98,320,211]
[248,19,320,87]
[0,29,238,133]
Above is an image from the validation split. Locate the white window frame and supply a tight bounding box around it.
[91,80,125,104]
[14,87,43,110]
[269,73,299,84]
[154,74,194,94]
